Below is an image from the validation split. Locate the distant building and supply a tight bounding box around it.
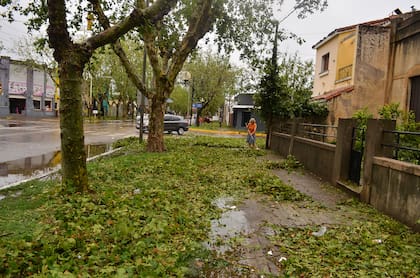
[312,10,420,125]
[231,93,265,131]
[0,56,58,117]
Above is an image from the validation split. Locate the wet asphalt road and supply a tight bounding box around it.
[0,117,138,163]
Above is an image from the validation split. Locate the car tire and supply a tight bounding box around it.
[177,127,185,135]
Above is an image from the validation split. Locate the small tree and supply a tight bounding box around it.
[169,85,189,115]
[184,51,237,125]
[277,53,327,118]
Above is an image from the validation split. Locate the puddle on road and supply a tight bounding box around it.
[1,122,28,127]
[205,197,251,254]
[0,143,112,190]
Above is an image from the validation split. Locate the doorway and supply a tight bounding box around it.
[9,98,26,114]
[409,75,420,121]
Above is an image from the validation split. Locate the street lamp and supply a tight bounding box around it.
[179,71,192,124]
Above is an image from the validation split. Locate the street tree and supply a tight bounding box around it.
[169,85,189,115]
[93,0,328,152]
[89,43,146,118]
[2,0,177,192]
[184,51,237,125]
[255,22,286,148]
[276,52,327,118]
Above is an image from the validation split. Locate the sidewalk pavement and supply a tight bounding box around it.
[206,152,363,276]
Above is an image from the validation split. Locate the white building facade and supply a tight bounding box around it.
[0,56,57,117]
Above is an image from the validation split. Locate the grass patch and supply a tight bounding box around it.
[0,136,292,276]
[191,121,232,130]
[0,181,54,240]
[267,207,420,277]
[264,155,303,172]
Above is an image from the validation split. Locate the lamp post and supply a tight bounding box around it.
[180,71,192,124]
[190,80,194,125]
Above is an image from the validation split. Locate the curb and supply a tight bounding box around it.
[189,128,266,137]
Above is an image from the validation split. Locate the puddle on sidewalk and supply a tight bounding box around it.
[0,143,112,190]
[202,196,290,276]
[205,197,251,254]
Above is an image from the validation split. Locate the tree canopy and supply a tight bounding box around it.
[183,51,237,122]
[255,52,328,124]
[98,0,328,152]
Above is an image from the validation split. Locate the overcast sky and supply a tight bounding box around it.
[278,0,420,60]
[1,0,419,62]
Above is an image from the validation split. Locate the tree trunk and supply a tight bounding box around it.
[59,61,88,192]
[196,108,202,126]
[147,94,166,152]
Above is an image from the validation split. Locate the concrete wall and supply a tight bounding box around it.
[353,25,391,116]
[387,13,420,109]
[291,137,336,182]
[271,132,291,156]
[326,88,355,126]
[270,119,420,231]
[271,130,336,183]
[370,157,420,231]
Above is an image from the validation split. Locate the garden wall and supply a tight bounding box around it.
[370,157,420,231]
[271,131,335,182]
[270,119,420,232]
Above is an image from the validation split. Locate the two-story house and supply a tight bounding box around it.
[312,10,420,125]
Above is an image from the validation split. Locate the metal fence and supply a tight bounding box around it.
[274,122,293,134]
[272,121,338,143]
[382,130,420,164]
[298,123,338,143]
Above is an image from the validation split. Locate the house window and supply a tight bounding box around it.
[45,100,52,111]
[409,75,420,121]
[321,53,330,74]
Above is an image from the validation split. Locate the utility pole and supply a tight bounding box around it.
[266,20,279,149]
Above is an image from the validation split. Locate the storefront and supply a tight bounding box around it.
[0,57,58,117]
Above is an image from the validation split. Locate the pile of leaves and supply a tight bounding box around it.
[267,202,420,277]
[264,154,303,172]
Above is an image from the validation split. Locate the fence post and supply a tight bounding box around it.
[360,119,396,202]
[288,118,300,155]
[332,118,358,185]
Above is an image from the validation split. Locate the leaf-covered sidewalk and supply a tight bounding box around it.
[204,153,419,276]
[0,136,418,277]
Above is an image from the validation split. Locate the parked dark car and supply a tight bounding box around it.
[136,114,189,135]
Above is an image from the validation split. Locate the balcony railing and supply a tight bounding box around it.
[337,64,353,81]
